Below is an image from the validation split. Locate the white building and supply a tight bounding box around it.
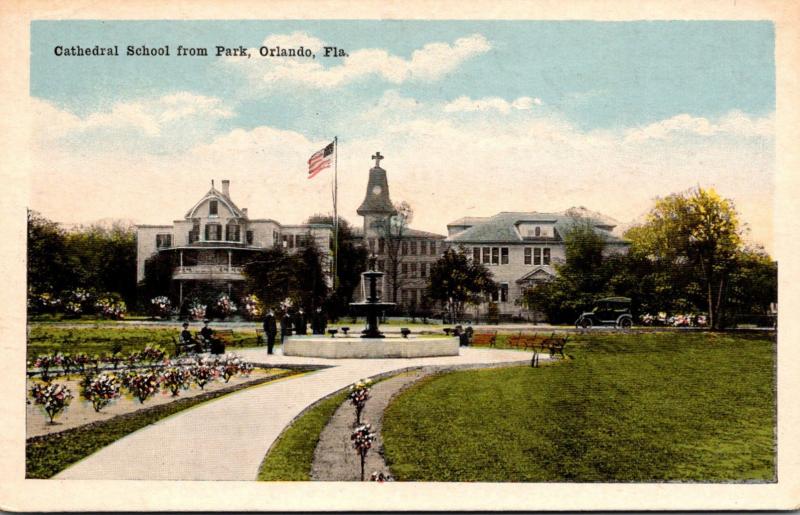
[136,179,332,306]
[446,208,629,319]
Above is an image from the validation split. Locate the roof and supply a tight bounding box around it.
[446,211,627,244]
[184,185,246,219]
[404,227,446,239]
[357,166,396,215]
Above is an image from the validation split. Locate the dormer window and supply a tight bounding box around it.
[209,200,218,216]
[535,226,541,237]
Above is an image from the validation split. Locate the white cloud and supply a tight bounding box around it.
[444,95,542,113]
[28,95,776,255]
[625,111,773,142]
[231,33,491,89]
[32,94,235,152]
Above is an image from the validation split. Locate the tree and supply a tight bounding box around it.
[372,201,413,304]
[427,247,496,323]
[523,217,619,323]
[306,214,368,318]
[625,187,742,329]
[243,243,329,313]
[27,210,73,294]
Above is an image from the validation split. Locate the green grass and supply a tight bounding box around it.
[26,368,306,478]
[382,332,776,482]
[27,325,261,360]
[257,389,350,481]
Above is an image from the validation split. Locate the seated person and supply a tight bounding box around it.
[180,322,193,344]
[200,319,225,355]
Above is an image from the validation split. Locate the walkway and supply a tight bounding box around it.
[55,347,534,480]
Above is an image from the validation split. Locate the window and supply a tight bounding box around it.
[420,262,428,278]
[482,247,490,264]
[501,247,509,265]
[282,234,291,248]
[156,234,172,248]
[534,248,542,265]
[473,247,480,262]
[205,223,221,241]
[535,226,541,237]
[430,241,436,255]
[524,247,532,265]
[273,231,279,246]
[189,221,200,243]
[402,289,409,305]
[410,262,417,278]
[500,283,509,303]
[225,223,240,242]
[410,241,417,255]
[491,289,499,302]
[491,247,499,265]
[209,200,218,216]
[378,238,385,254]
[543,248,551,265]
[377,259,385,272]
[368,238,375,253]
[401,262,408,275]
[401,241,408,255]
[246,230,254,245]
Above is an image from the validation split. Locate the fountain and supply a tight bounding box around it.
[348,256,395,338]
[282,256,459,359]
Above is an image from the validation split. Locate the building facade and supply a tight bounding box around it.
[136,179,332,306]
[446,209,629,319]
[355,153,447,313]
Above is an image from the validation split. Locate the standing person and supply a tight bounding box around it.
[280,311,292,344]
[263,310,277,355]
[312,307,327,335]
[294,308,307,335]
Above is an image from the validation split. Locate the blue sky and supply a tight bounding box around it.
[28,20,776,251]
[32,20,774,133]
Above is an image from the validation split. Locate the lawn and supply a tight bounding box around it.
[382,332,776,482]
[27,325,261,360]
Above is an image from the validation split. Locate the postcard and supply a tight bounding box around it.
[1,0,799,511]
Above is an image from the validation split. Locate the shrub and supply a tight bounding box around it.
[215,294,238,319]
[94,293,127,319]
[348,378,372,425]
[30,383,73,424]
[189,362,217,390]
[160,367,191,396]
[149,296,172,318]
[122,371,160,403]
[81,373,121,412]
[241,294,262,320]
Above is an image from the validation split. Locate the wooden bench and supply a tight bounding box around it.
[214,329,236,346]
[172,336,204,356]
[471,331,496,347]
[529,333,569,367]
[508,332,549,351]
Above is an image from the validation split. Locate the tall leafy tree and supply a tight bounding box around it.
[427,246,496,322]
[27,210,73,294]
[625,187,742,329]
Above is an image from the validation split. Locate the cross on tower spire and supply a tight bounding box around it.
[371,151,384,167]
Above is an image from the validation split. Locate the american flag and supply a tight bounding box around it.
[308,141,335,179]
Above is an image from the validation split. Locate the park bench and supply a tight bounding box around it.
[172,335,205,356]
[214,329,236,346]
[471,331,497,347]
[508,332,548,350]
[529,333,569,367]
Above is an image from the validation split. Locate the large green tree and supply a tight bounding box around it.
[427,247,496,323]
[243,243,328,314]
[27,210,73,294]
[625,187,742,329]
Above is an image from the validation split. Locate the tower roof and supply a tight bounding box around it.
[357,153,396,216]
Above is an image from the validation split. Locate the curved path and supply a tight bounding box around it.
[55,347,536,480]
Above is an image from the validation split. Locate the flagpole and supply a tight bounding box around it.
[333,136,339,291]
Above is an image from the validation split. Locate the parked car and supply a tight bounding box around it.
[575,297,634,329]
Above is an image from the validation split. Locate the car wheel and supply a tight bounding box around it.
[579,318,592,329]
[618,317,632,329]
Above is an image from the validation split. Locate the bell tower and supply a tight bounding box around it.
[357,152,397,237]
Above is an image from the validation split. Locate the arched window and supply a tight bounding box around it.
[225,221,241,242]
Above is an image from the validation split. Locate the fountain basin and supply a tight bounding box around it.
[283,335,460,359]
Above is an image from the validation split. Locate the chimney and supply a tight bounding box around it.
[221,179,230,197]
[242,208,248,217]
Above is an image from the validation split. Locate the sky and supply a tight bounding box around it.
[29,20,775,251]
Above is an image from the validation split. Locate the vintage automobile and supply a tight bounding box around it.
[575,297,634,329]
